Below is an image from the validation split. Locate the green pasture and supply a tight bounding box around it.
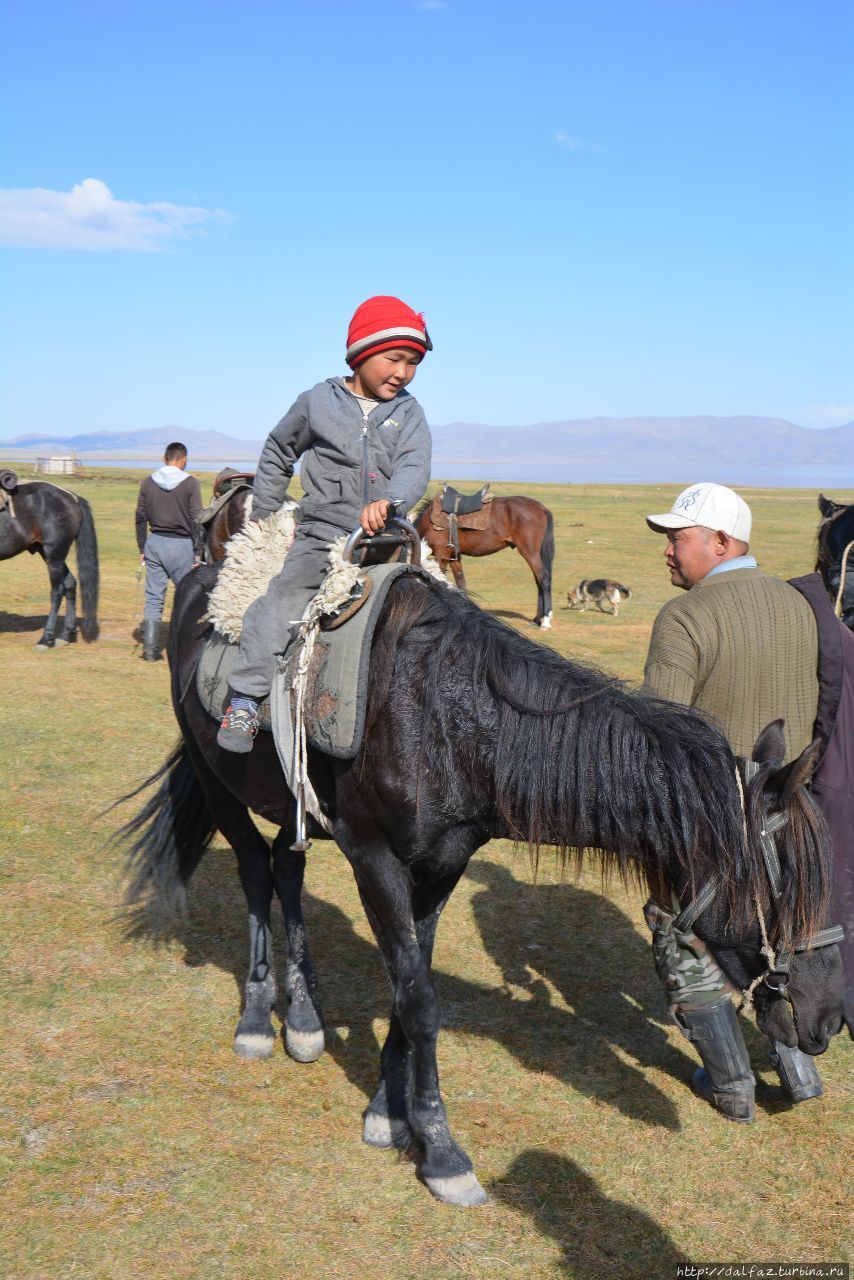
[1,468,851,1280]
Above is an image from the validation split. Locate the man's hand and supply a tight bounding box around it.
[360,498,393,535]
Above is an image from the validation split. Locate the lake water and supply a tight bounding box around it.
[2,455,853,490]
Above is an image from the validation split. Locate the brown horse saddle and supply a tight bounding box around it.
[199,469,256,528]
[0,470,18,515]
[429,484,493,558]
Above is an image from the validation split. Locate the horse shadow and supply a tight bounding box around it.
[0,609,48,634]
[491,1149,690,1278]
[464,858,689,1129]
[169,847,684,1129]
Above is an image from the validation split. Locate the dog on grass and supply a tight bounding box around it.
[567,579,632,617]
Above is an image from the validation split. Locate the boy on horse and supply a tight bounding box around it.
[217,295,433,752]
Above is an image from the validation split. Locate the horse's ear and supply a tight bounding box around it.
[817,494,836,518]
[752,719,786,765]
[771,738,823,807]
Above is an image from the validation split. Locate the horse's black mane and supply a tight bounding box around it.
[368,576,830,941]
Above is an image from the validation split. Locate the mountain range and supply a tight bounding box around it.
[1,417,852,486]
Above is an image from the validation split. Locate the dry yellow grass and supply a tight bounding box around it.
[1,468,851,1280]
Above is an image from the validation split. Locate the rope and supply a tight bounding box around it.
[291,617,320,847]
[833,537,854,618]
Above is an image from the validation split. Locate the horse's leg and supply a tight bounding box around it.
[56,560,78,644]
[449,558,468,591]
[362,868,464,1154]
[348,841,487,1206]
[270,832,325,1063]
[35,555,66,649]
[516,536,553,628]
[214,805,279,1058]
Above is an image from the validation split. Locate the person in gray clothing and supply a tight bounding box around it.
[218,294,433,753]
[135,442,203,661]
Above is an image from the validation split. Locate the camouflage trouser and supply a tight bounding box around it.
[644,897,736,1014]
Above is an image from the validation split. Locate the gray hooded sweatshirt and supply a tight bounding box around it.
[251,378,432,535]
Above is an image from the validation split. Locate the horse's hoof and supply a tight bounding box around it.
[539,614,553,630]
[285,1025,325,1062]
[34,640,55,650]
[362,1111,414,1149]
[423,1171,490,1207]
[233,1031,276,1059]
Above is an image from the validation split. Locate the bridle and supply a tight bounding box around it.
[670,759,843,1009]
[817,507,854,620]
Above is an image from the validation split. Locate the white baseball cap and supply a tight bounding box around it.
[646,483,752,542]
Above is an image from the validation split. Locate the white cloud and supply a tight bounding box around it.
[555,132,600,151]
[0,178,229,251]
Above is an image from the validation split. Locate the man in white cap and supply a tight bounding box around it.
[642,482,825,1122]
[644,482,819,761]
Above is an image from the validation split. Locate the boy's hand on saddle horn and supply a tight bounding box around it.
[360,498,393,536]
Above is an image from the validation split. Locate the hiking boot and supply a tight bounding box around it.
[769,1042,824,1102]
[217,698,260,753]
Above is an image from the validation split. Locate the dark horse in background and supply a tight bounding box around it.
[414,487,555,628]
[119,557,843,1206]
[816,494,854,630]
[0,472,99,647]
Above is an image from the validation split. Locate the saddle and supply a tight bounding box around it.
[199,470,256,528]
[429,484,492,559]
[197,560,427,759]
[0,469,18,515]
[213,467,256,497]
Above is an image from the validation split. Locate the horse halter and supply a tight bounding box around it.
[671,759,844,1004]
[818,506,854,620]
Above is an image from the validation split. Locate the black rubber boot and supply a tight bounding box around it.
[677,1000,755,1122]
[769,1042,823,1102]
[142,617,162,662]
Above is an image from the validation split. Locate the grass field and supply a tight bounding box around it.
[1,468,851,1280]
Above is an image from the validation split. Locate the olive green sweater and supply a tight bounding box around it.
[643,567,819,763]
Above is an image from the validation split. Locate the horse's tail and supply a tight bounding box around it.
[112,741,216,928]
[75,496,100,641]
[539,506,555,592]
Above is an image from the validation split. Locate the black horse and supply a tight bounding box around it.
[120,563,844,1206]
[0,474,99,647]
[816,493,854,629]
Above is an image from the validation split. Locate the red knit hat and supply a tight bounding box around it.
[345,295,432,368]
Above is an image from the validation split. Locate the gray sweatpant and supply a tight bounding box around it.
[143,533,196,619]
[228,526,332,700]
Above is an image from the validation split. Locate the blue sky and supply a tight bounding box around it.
[1,0,851,438]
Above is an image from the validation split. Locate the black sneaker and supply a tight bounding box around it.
[217,701,260,753]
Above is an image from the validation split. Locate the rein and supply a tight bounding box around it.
[672,760,843,1010]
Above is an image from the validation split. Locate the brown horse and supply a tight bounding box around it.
[414,488,555,628]
[200,470,256,563]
